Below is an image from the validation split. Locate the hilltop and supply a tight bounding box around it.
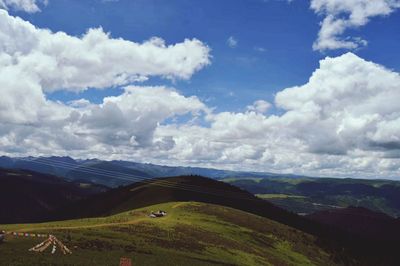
[50,175,315,234]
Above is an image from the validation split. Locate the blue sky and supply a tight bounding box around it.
[16,0,398,112]
[1,0,400,178]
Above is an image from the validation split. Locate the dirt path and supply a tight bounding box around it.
[15,217,148,233]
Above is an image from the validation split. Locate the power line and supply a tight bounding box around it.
[30,157,252,197]
[16,157,259,202]
[25,157,243,197]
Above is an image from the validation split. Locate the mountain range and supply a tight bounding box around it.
[0,156,304,187]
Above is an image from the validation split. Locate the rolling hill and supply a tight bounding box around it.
[50,175,315,232]
[0,202,336,266]
[47,175,400,265]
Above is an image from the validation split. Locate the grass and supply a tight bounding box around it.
[0,202,336,266]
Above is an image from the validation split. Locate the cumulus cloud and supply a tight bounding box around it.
[0,0,46,13]
[0,85,207,156]
[0,10,210,93]
[311,0,400,51]
[0,11,209,158]
[275,52,400,155]
[1,11,400,178]
[247,100,271,113]
[77,86,207,147]
[153,53,400,178]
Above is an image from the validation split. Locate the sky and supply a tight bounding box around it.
[0,0,400,179]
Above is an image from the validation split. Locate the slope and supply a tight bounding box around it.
[52,175,313,232]
[50,175,400,265]
[0,202,335,266]
[0,168,107,224]
[307,206,400,241]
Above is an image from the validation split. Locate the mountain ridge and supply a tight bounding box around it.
[0,156,307,186]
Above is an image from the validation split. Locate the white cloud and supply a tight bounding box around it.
[78,86,208,147]
[0,12,209,159]
[311,0,400,51]
[247,100,271,113]
[153,53,400,178]
[0,0,46,13]
[254,46,266,52]
[227,36,238,48]
[0,85,207,155]
[0,10,210,93]
[1,12,400,179]
[275,52,400,155]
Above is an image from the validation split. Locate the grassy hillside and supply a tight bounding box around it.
[0,202,335,266]
[50,175,315,236]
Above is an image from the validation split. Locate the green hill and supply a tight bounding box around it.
[0,202,335,266]
[50,175,325,242]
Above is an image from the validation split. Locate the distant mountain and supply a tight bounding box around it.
[112,160,300,179]
[0,156,305,187]
[65,160,151,187]
[0,168,107,224]
[0,156,13,168]
[0,156,78,178]
[0,156,153,187]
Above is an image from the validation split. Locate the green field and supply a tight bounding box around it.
[0,202,335,266]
